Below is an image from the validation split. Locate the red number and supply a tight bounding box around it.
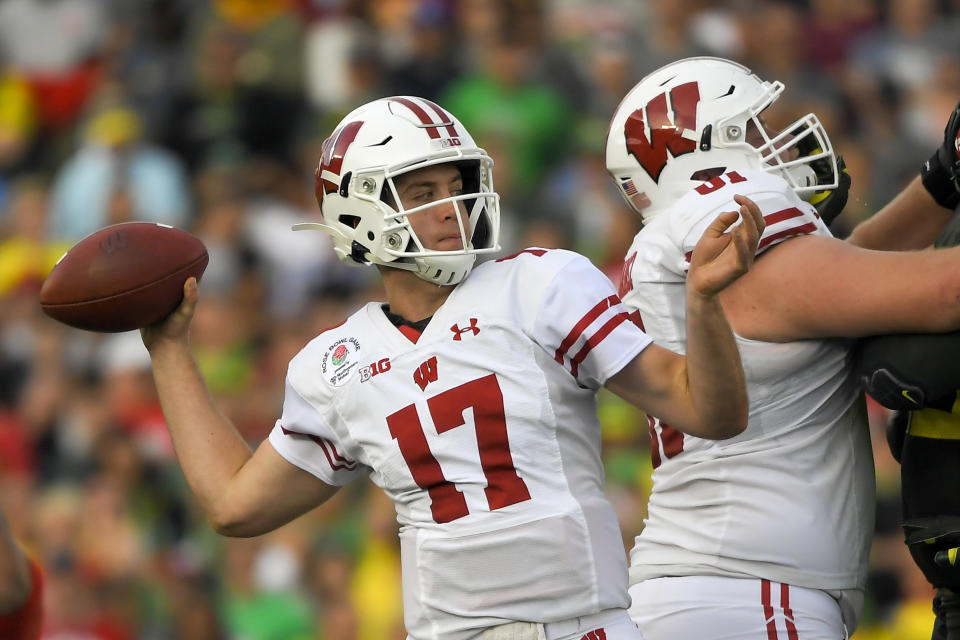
[387,404,468,523]
[386,374,531,523]
[694,170,748,195]
[648,415,684,469]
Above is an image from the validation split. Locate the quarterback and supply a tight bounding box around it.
[607,56,960,639]
[142,95,762,640]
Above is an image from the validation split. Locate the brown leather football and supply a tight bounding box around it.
[40,222,208,332]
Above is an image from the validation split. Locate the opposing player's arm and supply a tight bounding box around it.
[718,235,960,342]
[846,99,960,250]
[144,278,339,537]
[607,196,764,439]
[845,177,954,250]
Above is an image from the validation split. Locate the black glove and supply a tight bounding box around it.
[808,155,851,226]
[921,100,960,210]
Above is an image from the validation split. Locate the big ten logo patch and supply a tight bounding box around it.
[321,336,362,386]
[437,137,462,148]
[360,358,391,383]
[413,356,438,391]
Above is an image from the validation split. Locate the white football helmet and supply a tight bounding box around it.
[295,96,500,286]
[605,57,837,224]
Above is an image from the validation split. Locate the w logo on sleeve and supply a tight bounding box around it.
[623,81,701,182]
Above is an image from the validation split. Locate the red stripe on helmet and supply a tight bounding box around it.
[392,97,441,139]
[319,120,364,194]
[420,98,459,138]
[322,120,364,177]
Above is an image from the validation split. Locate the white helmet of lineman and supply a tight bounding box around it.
[606,56,838,224]
[296,96,500,286]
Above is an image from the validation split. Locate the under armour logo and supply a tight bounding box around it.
[450,318,479,340]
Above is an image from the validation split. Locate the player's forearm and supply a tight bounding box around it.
[846,177,953,250]
[683,290,748,438]
[148,340,253,522]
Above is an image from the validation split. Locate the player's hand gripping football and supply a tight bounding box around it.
[687,195,765,297]
[140,277,199,352]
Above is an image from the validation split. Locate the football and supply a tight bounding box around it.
[40,222,208,332]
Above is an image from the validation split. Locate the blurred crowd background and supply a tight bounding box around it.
[0,0,958,638]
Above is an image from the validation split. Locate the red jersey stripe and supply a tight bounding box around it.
[555,295,620,364]
[757,222,818,251]
[764,206,805,225]
[280,428,358,471]
[660,420,684,458]
[569,312,629,378]
[683,209,814,263]
[647,417,662,469]
[311,435,358,471]
[626,309,645,330]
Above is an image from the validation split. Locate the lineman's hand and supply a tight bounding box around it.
[141,277,199,352]
[687,195,765,297]
[920,99,960,209]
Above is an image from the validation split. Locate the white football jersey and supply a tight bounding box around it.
[620,170,875,597]
[268,249,652,640]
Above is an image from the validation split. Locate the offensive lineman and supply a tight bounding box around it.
[141,96,763,640]
[606,56,960,639]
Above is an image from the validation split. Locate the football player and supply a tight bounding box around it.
[0,509,42,640]
[141,95,762,640]
[854,102,960,640]
[606,56,960,639]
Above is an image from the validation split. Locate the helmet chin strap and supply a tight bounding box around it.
[413,252,476,286]
[782,164,818,194]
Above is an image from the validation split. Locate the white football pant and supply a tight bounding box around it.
[629,576,851,639]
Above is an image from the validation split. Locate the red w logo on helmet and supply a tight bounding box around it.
[624,81,701,182]
[315,120,364,207]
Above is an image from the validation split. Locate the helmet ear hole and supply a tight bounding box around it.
[690,167,725,182]
[472,211,491,249]
[340,214,361,229]
[457,160,481,193]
